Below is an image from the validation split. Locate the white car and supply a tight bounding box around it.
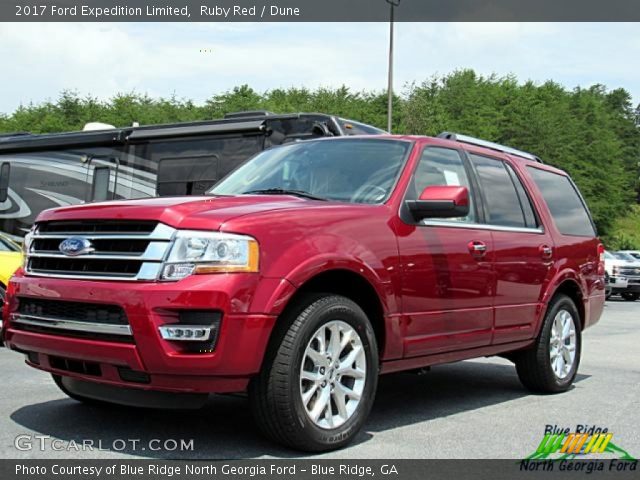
[604,251,640,301]
[618,250,640,261]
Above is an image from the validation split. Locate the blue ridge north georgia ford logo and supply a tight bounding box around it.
[58,237,95,257]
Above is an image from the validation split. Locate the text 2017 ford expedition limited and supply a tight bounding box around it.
[3,134,605,451]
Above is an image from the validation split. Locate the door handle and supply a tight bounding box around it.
[540,245,553,260]
[468,241,487,258]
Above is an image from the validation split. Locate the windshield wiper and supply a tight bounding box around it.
[243,188,327,201]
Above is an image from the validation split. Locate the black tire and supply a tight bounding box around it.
[515,294,582,394]
[621,292,640,302]
[249,294,379,452]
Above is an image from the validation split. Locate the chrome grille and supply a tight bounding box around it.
[19,298,128,325]
[619,267,640,277]
[11,297,133,340]
[38,220,157,235]
[25,221,176,281]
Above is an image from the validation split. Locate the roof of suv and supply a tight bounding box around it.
[330,133,566,174]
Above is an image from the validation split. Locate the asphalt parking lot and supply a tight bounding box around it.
[1,299,638,460]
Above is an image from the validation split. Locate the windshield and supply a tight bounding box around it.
[613,252,637,262]
[209,139,411,204]
[0,236,20,252]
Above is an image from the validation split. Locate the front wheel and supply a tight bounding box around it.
[249,294,379,452]
[515,294,581,393]
[621,292,640,302]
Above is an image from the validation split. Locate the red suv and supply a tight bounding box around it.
[3,134,605,451]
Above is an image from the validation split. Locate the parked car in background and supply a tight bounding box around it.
[604,250,628,299]
[613,252,640,302]
[4,133,605,451]
[0,233,22,314]
[604,251,640,301]
[0,111,385,241]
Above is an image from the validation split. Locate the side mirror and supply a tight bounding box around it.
[406,186,470,221]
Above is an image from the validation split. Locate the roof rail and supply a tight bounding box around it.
[224,110,275,120]
[438,132,543,163]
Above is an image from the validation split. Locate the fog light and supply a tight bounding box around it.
[159,325,213,341]
[162,263,195,280]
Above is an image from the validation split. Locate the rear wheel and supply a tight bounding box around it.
[249,294,378,452]
[515,294,581,393]
[621,292,640,302]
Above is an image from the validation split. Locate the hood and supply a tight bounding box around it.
[607,258,640,268]
[36,195,319,231]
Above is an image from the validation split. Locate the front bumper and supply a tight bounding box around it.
[3,272,281,393]
[607,275,628,289]
[612,276,640,294]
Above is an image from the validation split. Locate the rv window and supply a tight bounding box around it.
[0,162,10,203]
[157,155,219,196]
[91,166,111,202]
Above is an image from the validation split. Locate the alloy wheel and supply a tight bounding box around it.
[299,320,366,429]
[549,309,577,379]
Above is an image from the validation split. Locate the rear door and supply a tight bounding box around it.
[467,153,554,344]
[526,166,603,329]
[397,146,494,357]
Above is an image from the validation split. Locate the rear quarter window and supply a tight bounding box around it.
[527,167,596,237]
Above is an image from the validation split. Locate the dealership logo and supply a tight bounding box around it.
[525,426,636,461]
[59,237,95,257]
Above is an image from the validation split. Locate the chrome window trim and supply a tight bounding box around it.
[421,220,544,234]
[11,314,132,336]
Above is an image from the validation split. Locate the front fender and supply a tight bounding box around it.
[254,230,400,317]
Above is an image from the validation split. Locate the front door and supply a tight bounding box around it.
[397,147,495,357]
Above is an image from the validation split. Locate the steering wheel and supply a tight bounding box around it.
[351,184,387,203]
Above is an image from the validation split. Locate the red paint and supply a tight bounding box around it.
[418,185,469,207]
[3,135,605,394]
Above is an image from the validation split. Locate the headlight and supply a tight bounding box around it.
[161,231,259,280]
[612,266,620,275]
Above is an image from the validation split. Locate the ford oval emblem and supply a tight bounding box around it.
[59,237,95,257]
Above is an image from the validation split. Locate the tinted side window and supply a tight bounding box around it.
[157,155,218,196]
[411,148,476,223]
[150,136,264,196]
[528,167,596,237]
[505,163,538,228]
[470,154,527,228]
